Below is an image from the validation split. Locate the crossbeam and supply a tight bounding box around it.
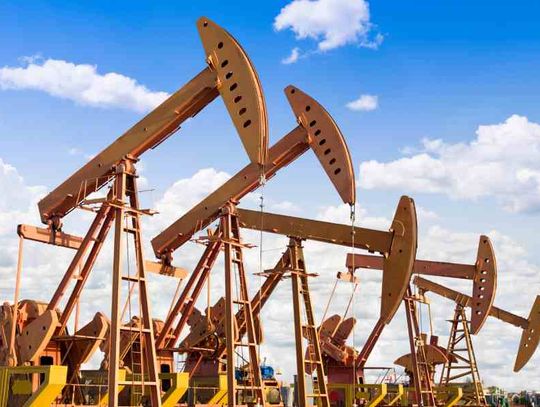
[237,208,392,254]
[17,224,83,250]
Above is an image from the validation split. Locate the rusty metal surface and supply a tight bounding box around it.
[318,315,342,339]
[151,85,357,259]
[63,312,109,367]
[380,196,418,324]
[285,85,355,205]
[414,275,539,372]
[17,310,58,364]
[198,17,268,166]
[237,208,393,254]
[144,260,188,279]
[414,275,526,326]
[333,317,355,346]
[38,17,268,225]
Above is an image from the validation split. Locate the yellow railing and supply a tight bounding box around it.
[0,365,67,407]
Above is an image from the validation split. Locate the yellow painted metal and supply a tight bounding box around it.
[0,368,9,407]
[327,383,354,406]
[98,369,126,405]
[0,365,67,407]
[160,372,189,407]
[11,380,32,395]
[435,385,464,407]
[357,383,388,407]
[326,383,388,407]
[386,384,404,406]
[207,374,228,405]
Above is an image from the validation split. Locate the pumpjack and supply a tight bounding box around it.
[391,274,540,407]
[0,10,538,407]
[347,237,497,407]
[148,84,358,407]
[235,198,417,406]
[0,16,270,407]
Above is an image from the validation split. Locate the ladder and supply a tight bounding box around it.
[404,286,437,407]
[289,238,330,407]
[222,203,265,406]
[108,158,161,407]
[440,305,487,406]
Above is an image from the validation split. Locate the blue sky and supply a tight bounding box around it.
[1,0,539,389]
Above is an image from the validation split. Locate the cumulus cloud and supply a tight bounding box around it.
[346,94,378,111]
[360,115,540,213]
[150,168,231,232]
[0,160,538,389]
[0,57,169,112]
[274,0,382,51]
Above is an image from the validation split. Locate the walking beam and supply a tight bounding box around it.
[236,195,417,323]
[37,16,267,226]
[413,276,540,372]
[346,235,497,334]
[151,85,356,261]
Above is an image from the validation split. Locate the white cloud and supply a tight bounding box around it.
[295,200,540,390]
[274,0,382,51]
[0,58,169,112]
[281,47,301,64]
[150,168,231,233]
[0,159,538,389]
[360,115,540,213]
[346,94,378,111]
[416,205,439,222]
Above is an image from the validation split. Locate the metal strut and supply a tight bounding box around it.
[440,305,487,407]
[288,238,330,407]
[222,203,265,406]
[403,286,436,407]
[108,158,161,407]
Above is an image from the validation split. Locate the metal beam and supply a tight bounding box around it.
[151,126,308,259]
[151,84,356,259]
[237,208,392,254]
[346,254,476,280]
[38,68,218,224]
[348,235,496,334]
[38,16,269,224]
[413,276,527,328]
[237,196,417,324]
[17,224,83,250]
